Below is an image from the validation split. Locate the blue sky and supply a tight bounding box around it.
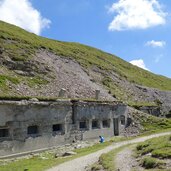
[0,0,171,78]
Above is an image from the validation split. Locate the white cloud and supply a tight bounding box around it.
[145,40,166,47]
[0,0,51,35]
[130,59,149,71]
[108,0,166,31]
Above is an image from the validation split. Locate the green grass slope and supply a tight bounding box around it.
[1,20,171,92]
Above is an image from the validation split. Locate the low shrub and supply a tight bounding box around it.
[91,163,102,171]
[142,157,158,169]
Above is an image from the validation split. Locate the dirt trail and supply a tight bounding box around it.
[47,132,171,171]
[115,145,143,171]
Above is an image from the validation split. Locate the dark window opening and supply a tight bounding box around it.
[102,120,110,128]
[0,129,9,138]
[92,120,99,129]
[79,121,87,129]
[53,124,62,132]
[72,105,75,124]
[127,118,132,126]
[120,116,125,125]
[27,126,38,135]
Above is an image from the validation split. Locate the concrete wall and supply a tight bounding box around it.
[0,100,128,157]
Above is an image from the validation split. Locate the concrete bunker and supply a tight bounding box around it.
[0,99,128,157]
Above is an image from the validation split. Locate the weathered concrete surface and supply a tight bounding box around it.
[0,100,128,157]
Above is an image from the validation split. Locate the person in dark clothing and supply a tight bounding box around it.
[99,135,104,143]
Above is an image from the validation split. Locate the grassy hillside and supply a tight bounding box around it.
[1,20,171,93]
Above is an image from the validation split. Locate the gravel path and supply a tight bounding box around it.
[47,132,171,171]
[115,145,143,171]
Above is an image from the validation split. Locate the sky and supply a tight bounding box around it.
[0,0,171,78]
